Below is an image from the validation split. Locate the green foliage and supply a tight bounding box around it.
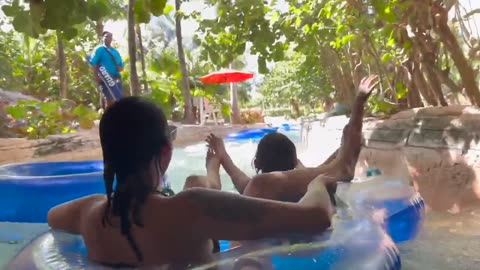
[240,109,263,124]
[196,0,440,115]
[264,108,293,118]
[0,0,164,39]
[195,0,276,71]
[134,0,168,23]
[5,99,98,139]
[0,23,100,104]
[259,52,333,114]
[145,45,238,119]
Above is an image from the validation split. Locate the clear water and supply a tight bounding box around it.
[166,130,302,192]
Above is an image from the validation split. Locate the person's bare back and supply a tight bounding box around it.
[78,195,215,268]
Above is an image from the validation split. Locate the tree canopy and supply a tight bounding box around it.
[1,0,480,138]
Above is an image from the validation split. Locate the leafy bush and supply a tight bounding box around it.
[240,109,264,124]
[264,108,293,118]
[5,99,98,139]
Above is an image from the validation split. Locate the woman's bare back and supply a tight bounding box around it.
[80,195,215,268]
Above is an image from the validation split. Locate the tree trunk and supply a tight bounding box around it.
[175,0,195,124]
[432,64,461,93]
[412,60,438,106]
[321,47,355,106]
[135,24,149,93]
[403,62,424,108]
[128,0,141,96]
[290,98,301,118]
[95,20,104,39]
[228,62,242,124]
[229,82,242,124]
[421,61,448,106]
[432,3,480,106]
[56,32,68,99]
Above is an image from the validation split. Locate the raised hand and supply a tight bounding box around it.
[358,75,378,98]
[206,133,227,160]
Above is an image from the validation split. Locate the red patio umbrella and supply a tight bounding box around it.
[199,69,254,84]
[198,69,254,124]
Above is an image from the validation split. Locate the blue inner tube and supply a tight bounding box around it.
[336,177,425,243]
[226,127,279,140]
[373,193,425,243]
[7,216,400,270]
[277,123,300,131]
[0,161,104,223]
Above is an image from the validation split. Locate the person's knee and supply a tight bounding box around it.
[184,175,205,189]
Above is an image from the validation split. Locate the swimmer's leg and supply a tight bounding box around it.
[183,149,222,190]
[183,149,223,254]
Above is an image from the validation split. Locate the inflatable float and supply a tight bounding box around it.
[276,123,300,131]
[1,161,423,269]
[225,127,279,140]
[0,160,104,222]
[336,169,425,243]
[7,211,400,270]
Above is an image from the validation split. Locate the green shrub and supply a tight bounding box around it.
[264,108,296,118]
[241,109,264,124]
[5,99,98,139]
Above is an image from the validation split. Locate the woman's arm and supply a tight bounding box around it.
[47,194,104,234]
[178,174,333,241]
[221,154,252,194]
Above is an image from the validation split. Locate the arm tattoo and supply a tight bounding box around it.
[189,190,267,223]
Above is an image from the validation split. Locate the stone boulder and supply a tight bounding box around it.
[358,105,480,213]
[300,105,480,213]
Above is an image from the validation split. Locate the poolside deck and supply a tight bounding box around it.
[0,123,268,165]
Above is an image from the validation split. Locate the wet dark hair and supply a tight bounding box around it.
[254,132,297,173]
[99,96,170,262]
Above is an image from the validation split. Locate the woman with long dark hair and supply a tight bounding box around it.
[47,96,338,268]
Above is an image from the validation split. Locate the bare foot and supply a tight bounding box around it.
[206,148,222,189]
[206,133,227,160]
